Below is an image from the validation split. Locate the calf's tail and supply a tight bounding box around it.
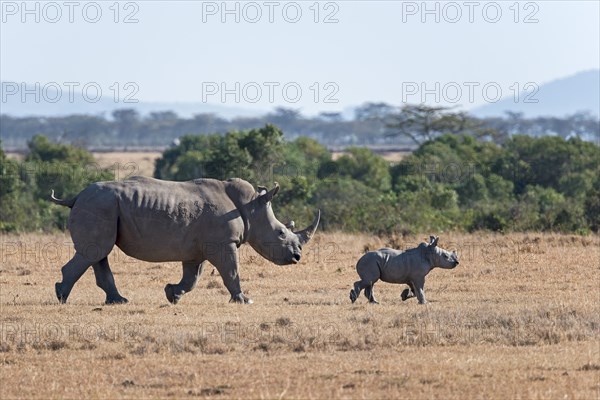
[49,190,78,208]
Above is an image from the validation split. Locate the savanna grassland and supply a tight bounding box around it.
[1,231,599,399]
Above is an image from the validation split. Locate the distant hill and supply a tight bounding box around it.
[2,70,598,121]
[471,70,599,118]
[0,82,264,119]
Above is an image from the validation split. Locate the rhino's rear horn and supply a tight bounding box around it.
[295,210,321,245]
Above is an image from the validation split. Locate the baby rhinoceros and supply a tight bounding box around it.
[350,236,459,304]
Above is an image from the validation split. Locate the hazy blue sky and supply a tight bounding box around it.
[1,0,599,116]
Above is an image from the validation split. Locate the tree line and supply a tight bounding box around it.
[1,125,598,234]
[1,104,598,150]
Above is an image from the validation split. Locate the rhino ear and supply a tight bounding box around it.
[429,236,439,248]
[259,182,280,204]
[257,185,268,196]
[285,220,295,230]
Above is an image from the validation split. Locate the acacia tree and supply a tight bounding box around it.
[354,102,395,121]
[384,104,496,145]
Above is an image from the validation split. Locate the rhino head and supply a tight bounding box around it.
[245,183,320,265]
[427,235,459,269]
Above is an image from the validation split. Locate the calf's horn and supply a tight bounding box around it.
[295,210,321,245]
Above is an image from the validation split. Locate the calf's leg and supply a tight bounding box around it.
[413,278,427,304]
[351,258,381,304]
[401,282,417,301]
[350,280,379,304]
[165,261,205,304]
[350,280,366,303]
[364,283,379,304]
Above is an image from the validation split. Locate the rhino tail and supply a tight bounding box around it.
[50,190,78,208]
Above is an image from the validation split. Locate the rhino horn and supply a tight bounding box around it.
[295,210,321,245]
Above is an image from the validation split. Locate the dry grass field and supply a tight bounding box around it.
[7,150,408,179]
[5,151,160,178]
[331,151,410,162]
[1,231,599,399]
[91,151,406,177]
[93,151,411,177]
[93,152,162,178]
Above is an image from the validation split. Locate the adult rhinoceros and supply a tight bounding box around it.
[50,176,320,305]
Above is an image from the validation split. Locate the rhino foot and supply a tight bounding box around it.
[164,284,182,305]
[55,282,67,304]
[230,293,253,304]
[349,289,358,303]
[105,296,128,305]
[401,288,411,301]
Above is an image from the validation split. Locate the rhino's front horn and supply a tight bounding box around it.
[295,210,321,245]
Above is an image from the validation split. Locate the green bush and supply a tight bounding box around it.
[153,129,598,234]
[0,136,113,232]
[333,147,392,192]
[584,173,600,232]
[2,130,598,234]
[154,124,285,182]
[0,147,27,232]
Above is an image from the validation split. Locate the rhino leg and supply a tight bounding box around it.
[349,281,363,303]
[412,279,427,304]
[401,282,416,301]
[401,288,414,301]
[55,252,93,303]
[165,261,205,304]
[352,258,381,304]
[207,244,252,304]
[93,257,128,304]
[364,284,379,304]
[350,280,379,304]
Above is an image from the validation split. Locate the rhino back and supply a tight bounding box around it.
[378,247,428,283]
[70,177,246,262]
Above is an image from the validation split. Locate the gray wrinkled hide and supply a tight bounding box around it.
[350,236,459,304]
[51,177,319,305]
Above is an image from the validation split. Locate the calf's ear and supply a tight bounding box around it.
[429,236,439,247]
